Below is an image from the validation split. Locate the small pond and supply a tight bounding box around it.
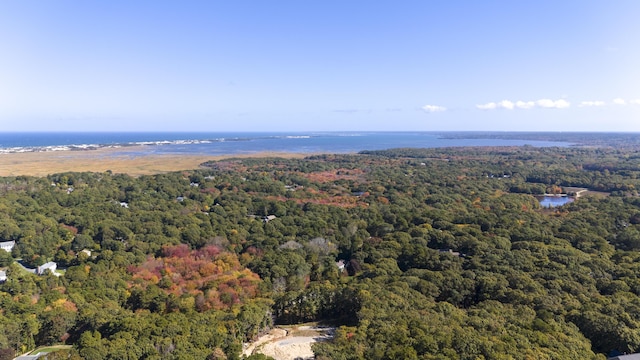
[537,196,574,208]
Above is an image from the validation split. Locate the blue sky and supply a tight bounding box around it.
[1,1,639,132]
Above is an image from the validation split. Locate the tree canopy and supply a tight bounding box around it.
[4,145,640,358]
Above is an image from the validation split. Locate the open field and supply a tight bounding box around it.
[0,147,308,177]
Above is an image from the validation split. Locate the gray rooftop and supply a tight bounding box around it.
[609,354,640,360]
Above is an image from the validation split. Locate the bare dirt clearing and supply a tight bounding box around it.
[243,325,334,360]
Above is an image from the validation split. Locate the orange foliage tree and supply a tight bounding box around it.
[129,244,262,311]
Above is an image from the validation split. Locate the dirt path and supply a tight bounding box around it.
[14,345,72,359]
[243,326,334,360]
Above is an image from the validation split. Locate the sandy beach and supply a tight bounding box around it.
[0,147,307,177]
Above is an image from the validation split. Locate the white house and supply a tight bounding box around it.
[263,215,277,222]
[0,241,15,252]
[37,262,57,275]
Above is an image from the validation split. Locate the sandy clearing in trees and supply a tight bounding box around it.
[243,328,289,357]
[243,326,334,360]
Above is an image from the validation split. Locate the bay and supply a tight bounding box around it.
[0,132,572,155]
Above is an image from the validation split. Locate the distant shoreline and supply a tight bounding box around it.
[0,146,308,177]
[0,136,256,154]
[3,131,627,177]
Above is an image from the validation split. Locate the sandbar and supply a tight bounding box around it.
[0,146,307,177]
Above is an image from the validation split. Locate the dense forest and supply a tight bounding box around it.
[3,145,640,359]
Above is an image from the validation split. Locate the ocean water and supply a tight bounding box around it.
[0,132,571,155]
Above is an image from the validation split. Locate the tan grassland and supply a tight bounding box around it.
[0,146,308,177]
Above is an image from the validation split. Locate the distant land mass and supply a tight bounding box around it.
[439,131,640,148]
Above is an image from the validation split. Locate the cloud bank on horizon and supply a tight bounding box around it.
[474,99,570,111]
[420,98,640,112]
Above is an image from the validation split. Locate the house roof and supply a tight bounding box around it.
[37,262,57,274]
[39,262,56,269]
[15,355,45,360]
[609,354,640,360]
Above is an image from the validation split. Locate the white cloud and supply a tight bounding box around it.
[476,100,514,110]
[613,98,626,105]
[631,99,640,105]
[516,101,535,109]
[536,99,570,109]
[476,102,497,110]
[422,104,446,113]
[579,101,606,107]
[498,100,514,110]
[477,98,570,110]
